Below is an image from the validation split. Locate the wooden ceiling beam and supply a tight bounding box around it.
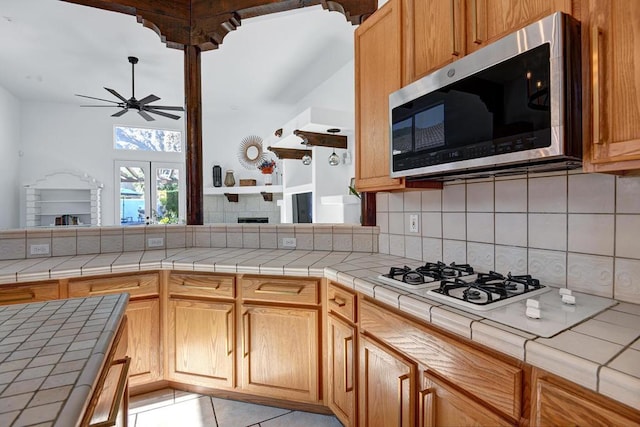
[268,147,312,160]
[61,0,377,50]
[293,130,347,149]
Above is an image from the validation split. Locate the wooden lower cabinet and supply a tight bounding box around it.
[420,370,513,427]
[167,298,234,389]
[358,335,416,427]
[68,273,162,388]
[125,298,162,387]
[327,314,356,427]
[531,369,640,426]
[241,304,319,403]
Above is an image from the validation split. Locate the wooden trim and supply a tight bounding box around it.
[184,45,203,225]
[361,192,376,226]
[293,130,348,149]
[267,147,312,160]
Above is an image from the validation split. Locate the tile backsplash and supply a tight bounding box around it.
[376,171,640,304]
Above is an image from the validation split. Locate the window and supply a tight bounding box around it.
[114,126,182,152]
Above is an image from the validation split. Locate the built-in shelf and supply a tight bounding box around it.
[204,185,283,203]
[25,171,102,227]
[204,185,283,195]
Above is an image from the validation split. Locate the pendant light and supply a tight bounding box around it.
[327,128,341,166]
[328,150,340,166]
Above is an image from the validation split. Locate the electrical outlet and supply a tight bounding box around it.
[147,237,164,248]
[30,244,50,255]
[409,214,419,233]
[282,237,297,248]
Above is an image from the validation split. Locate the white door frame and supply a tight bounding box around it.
[115,160,185,224]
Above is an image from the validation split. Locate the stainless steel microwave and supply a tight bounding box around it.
[389,12,582,180]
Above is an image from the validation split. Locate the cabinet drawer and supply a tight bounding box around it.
[169,272,234,299]
[327,282,357,323]
[0,282,59,305]
[360,299,523,421]
[241,276,319,305]
[69,273,159,298]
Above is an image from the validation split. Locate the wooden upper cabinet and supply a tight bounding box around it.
[405,0,465,82]
[582,0,640,173]
[355,0,404,192]
[355,0,443,192]
[465,0,573,54]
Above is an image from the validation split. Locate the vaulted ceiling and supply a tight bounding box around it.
[0,0,373,114]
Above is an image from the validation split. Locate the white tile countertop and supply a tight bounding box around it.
[0,293,128,426]
[0,248,638,410]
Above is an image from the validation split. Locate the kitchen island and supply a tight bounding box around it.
[0,293,128,426]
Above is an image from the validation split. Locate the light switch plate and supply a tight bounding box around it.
[409,214,419,233]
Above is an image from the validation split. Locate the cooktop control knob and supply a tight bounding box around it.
[559,288,572,296]
[525,299,541,319]
[562,294,576,305]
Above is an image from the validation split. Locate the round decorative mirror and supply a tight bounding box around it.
[237,135,266,169]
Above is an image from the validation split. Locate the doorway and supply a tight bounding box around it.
[115,161,185,225]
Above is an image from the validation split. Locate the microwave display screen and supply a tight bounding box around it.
[392,43,552,172]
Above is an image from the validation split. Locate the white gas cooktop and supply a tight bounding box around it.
[376,274,617,337]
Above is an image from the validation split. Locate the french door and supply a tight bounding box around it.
[115,161,185,225]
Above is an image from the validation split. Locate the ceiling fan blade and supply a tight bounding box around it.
[75,94,121,104]
[138,94,161,105]
[80,105,124,107]
[144,105,185,111]
[105,87,128,103]
[138,110,155,121]
[145,108,182,120]
[111,108,129,117]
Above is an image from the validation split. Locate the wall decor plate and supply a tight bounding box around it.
[238,135,266,170]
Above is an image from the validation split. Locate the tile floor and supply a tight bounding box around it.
[129,388,344,427]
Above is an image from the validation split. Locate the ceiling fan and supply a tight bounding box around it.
[76,56,184,121]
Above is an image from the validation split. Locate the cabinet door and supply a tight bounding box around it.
[531,371,640,426]
[420,371,513,427]
[359,335,416,427]
[241,305,319,403]
[126,298,162,387]
[406,0,465,82]
[327,315,356,427]
[583,0,640,172]
[355,0,404,192]
[168,299,234,389]
[467,0,572,53]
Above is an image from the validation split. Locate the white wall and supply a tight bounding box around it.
[18,101,184,226]
[0,85,21,229]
